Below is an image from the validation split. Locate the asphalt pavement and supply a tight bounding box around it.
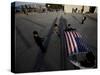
[15,11,97,72]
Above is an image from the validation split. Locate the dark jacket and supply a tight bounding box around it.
[34,36,43,46]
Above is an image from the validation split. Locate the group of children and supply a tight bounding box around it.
[33,14,87,53]
[33,23,76,53]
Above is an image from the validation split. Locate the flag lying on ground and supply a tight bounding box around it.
[64,31,88,55]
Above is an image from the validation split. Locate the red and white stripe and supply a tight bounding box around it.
[65,32,71,54]
[64,31,81,55]
[70,32,78,53]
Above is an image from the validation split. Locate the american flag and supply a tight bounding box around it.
[64,31,88,55]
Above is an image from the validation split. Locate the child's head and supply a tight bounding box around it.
[54,24,58,27]
[68,24,71,27]
[33,31,38,37]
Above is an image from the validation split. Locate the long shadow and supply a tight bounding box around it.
[21,17,46,28]
[33,17,57,72]
[61,17,67,27]
[43,17,57,49]
[33,51,54,72]
[59,16,68,70]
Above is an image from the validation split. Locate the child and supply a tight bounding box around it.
[81,16,86,24]
[33,31,46,53]
[54,24,60,37]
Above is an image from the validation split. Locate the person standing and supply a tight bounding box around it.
[81,6,84,14]
[75,8,78,13]
[65,24,76,31]
[72,8,74,13]
[54,24,59,34]
[25,4,28,15]
[81,16,87,24]
[21,5,25,14]
[33,31,46,53]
